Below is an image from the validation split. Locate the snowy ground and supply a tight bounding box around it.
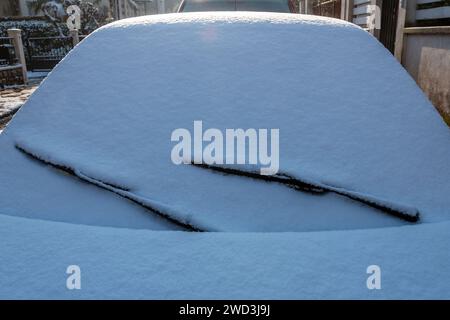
[0,87,34,118]
[0,75,45,130]
[0,13,449,299]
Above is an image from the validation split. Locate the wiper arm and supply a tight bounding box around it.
[15,141,420,227]
[191,162,420,223]
[192,162,325,194]
[16,144,205,232]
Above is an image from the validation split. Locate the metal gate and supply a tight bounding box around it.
[379,0,399,54]
[25,36,73,71]
[0,37,17,67]
[0,36,23,86]
[312,0,342,19]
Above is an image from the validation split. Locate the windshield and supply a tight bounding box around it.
[180,0,292,13]
[6,14,440,233]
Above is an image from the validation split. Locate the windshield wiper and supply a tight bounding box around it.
[15,141,420,228]
[191,162,420,223]
[192,162,325,194]
[15,144,205,232]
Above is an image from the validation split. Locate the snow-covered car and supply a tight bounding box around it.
[1,12,450,299]
[177,0,295,13]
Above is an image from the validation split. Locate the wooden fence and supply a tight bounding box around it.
[415,0,450,26]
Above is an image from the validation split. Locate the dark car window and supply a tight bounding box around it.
[180,0,291,13]
[237,0,290,13]
[182,0,236,12]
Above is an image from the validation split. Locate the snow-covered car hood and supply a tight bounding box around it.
[1,213,449,299]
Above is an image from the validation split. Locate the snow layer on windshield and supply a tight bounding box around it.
[0,138,181,230]
[3,12,450,231]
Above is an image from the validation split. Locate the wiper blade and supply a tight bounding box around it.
[191,162,325,194]
[16,144,205,232]
[191,163,420,223]
[15,141,420,227]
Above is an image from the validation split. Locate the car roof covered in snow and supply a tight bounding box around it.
[1,12,450,232]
